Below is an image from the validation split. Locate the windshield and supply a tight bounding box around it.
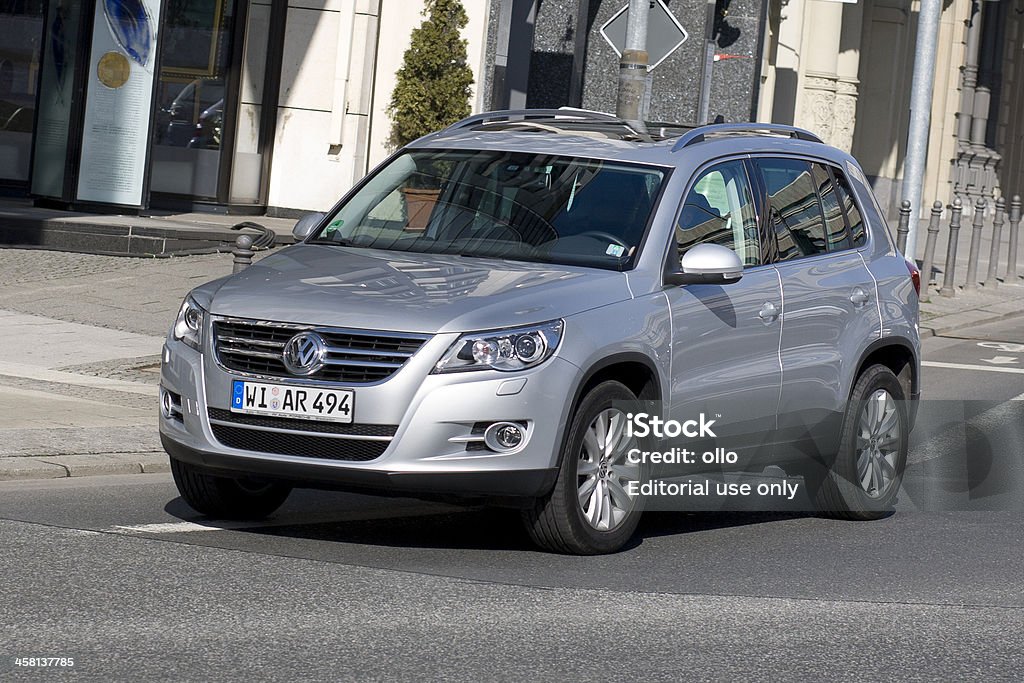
[311,149,667,270]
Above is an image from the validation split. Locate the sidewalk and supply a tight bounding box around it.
[0,229,1022,481]
[0,198,297,257]
[906,210,1024,336]
[0,249,250,480]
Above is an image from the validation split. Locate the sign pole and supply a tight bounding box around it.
[615,0,650,121]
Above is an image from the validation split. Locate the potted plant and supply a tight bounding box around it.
[387,0,474,229]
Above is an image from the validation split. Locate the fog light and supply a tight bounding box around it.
[160,387,182,421]
[484,422,526,452]
[159,387,174,419]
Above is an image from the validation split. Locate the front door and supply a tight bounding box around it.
[664,159,783,470]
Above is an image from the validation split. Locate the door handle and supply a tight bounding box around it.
[850,287,870,307]
[758,301,780,322]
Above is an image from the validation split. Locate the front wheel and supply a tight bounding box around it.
[814,364,909,520]
[170,457,292,520]
[522,381,646,554]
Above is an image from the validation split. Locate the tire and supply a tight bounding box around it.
[522,381,646,554]
[814,364,909,520]
[170,457,292,520]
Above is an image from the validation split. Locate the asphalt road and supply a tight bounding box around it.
[1,317,1023,681]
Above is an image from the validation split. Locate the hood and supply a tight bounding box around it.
[207,244,632,333]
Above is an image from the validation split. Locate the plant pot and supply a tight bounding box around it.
[401,187,441,231]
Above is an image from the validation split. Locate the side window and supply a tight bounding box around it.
[811,163,851,252]
[676,161,760,266]
[756,158,828,261]
[833,169,867,248]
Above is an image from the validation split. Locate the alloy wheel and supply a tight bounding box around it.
[855,389,901,498]
[577,408,641,531]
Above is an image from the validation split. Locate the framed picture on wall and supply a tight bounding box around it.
[159,0,226,78]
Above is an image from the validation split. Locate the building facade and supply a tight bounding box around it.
[758,0,1024,217]
[0,0,490,214]
[1,0,1021,219]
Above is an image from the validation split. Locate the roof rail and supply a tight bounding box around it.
[671,123,823,152]
[439,108,622,134]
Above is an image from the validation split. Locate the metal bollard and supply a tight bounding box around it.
[920,200,943,291]
[896,200,911,253]
[939,198,963,298]
[232,234,254,273]
[1007,195,1022,281]
[964,197,986,293]
[984,196,1005,289]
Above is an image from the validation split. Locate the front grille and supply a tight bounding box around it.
[210,424,388,461]
[207,408,397,437]
[213,318,429,384]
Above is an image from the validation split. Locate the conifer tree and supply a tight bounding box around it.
[387,0,475,150]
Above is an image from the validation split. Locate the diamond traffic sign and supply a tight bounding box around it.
[599,0,689,72]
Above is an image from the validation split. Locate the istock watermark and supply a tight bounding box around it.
[625,412,718,439]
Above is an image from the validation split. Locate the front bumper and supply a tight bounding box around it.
[161,433,558,498]
[159,331,579,500]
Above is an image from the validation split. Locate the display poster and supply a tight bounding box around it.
[31,0,84,199]
[76,0,163,206]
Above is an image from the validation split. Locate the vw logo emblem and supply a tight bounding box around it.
[282,332,327,375]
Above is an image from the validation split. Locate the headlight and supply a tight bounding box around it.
[173,296,205,351]
[434,320,563,373]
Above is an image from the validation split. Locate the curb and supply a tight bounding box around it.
[920,307,1024,338]
[0,216,295,258]
[0,452,169,482]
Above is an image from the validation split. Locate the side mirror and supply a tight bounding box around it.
[665,243,744,286]
[292,212,326,240]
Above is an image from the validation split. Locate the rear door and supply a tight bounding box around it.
[752,157,881,456]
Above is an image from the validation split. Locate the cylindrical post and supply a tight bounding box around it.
[896,200,911,253]
[899,0,943,257]
[985,196,1005,288]
[615,0,650,121]
[232,234,254,273]
[1006,195,1022,281]
[964,197,986,293]
[940,198,963,297]
[921,201,943,284]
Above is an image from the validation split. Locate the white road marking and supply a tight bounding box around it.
[922,361,1024,375]
[977,341,1024,353]
[111,521,257,534]
[979,356,1020,365]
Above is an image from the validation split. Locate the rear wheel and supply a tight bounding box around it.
[522,381,646,554]
[170,457,292,520]
[814,365,908,519]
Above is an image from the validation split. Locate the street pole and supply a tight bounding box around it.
[697,0,717,124]
[899,0,942,259]
[615,0,650,121]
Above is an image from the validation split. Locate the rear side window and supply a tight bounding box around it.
[811,163,851,251]
[756,159,828,260]
[833,169,867,248]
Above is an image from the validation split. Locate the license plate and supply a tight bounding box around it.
[230,380,354,423]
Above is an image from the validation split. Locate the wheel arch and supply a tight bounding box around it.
[851,337,919,428]
[553,352,663,469]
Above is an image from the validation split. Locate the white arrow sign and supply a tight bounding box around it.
[980,356,1020,365]
[977,342,1024,353]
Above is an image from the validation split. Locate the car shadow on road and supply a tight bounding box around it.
[165,495,816,553]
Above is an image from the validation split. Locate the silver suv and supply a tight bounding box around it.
[160,110,921,554]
